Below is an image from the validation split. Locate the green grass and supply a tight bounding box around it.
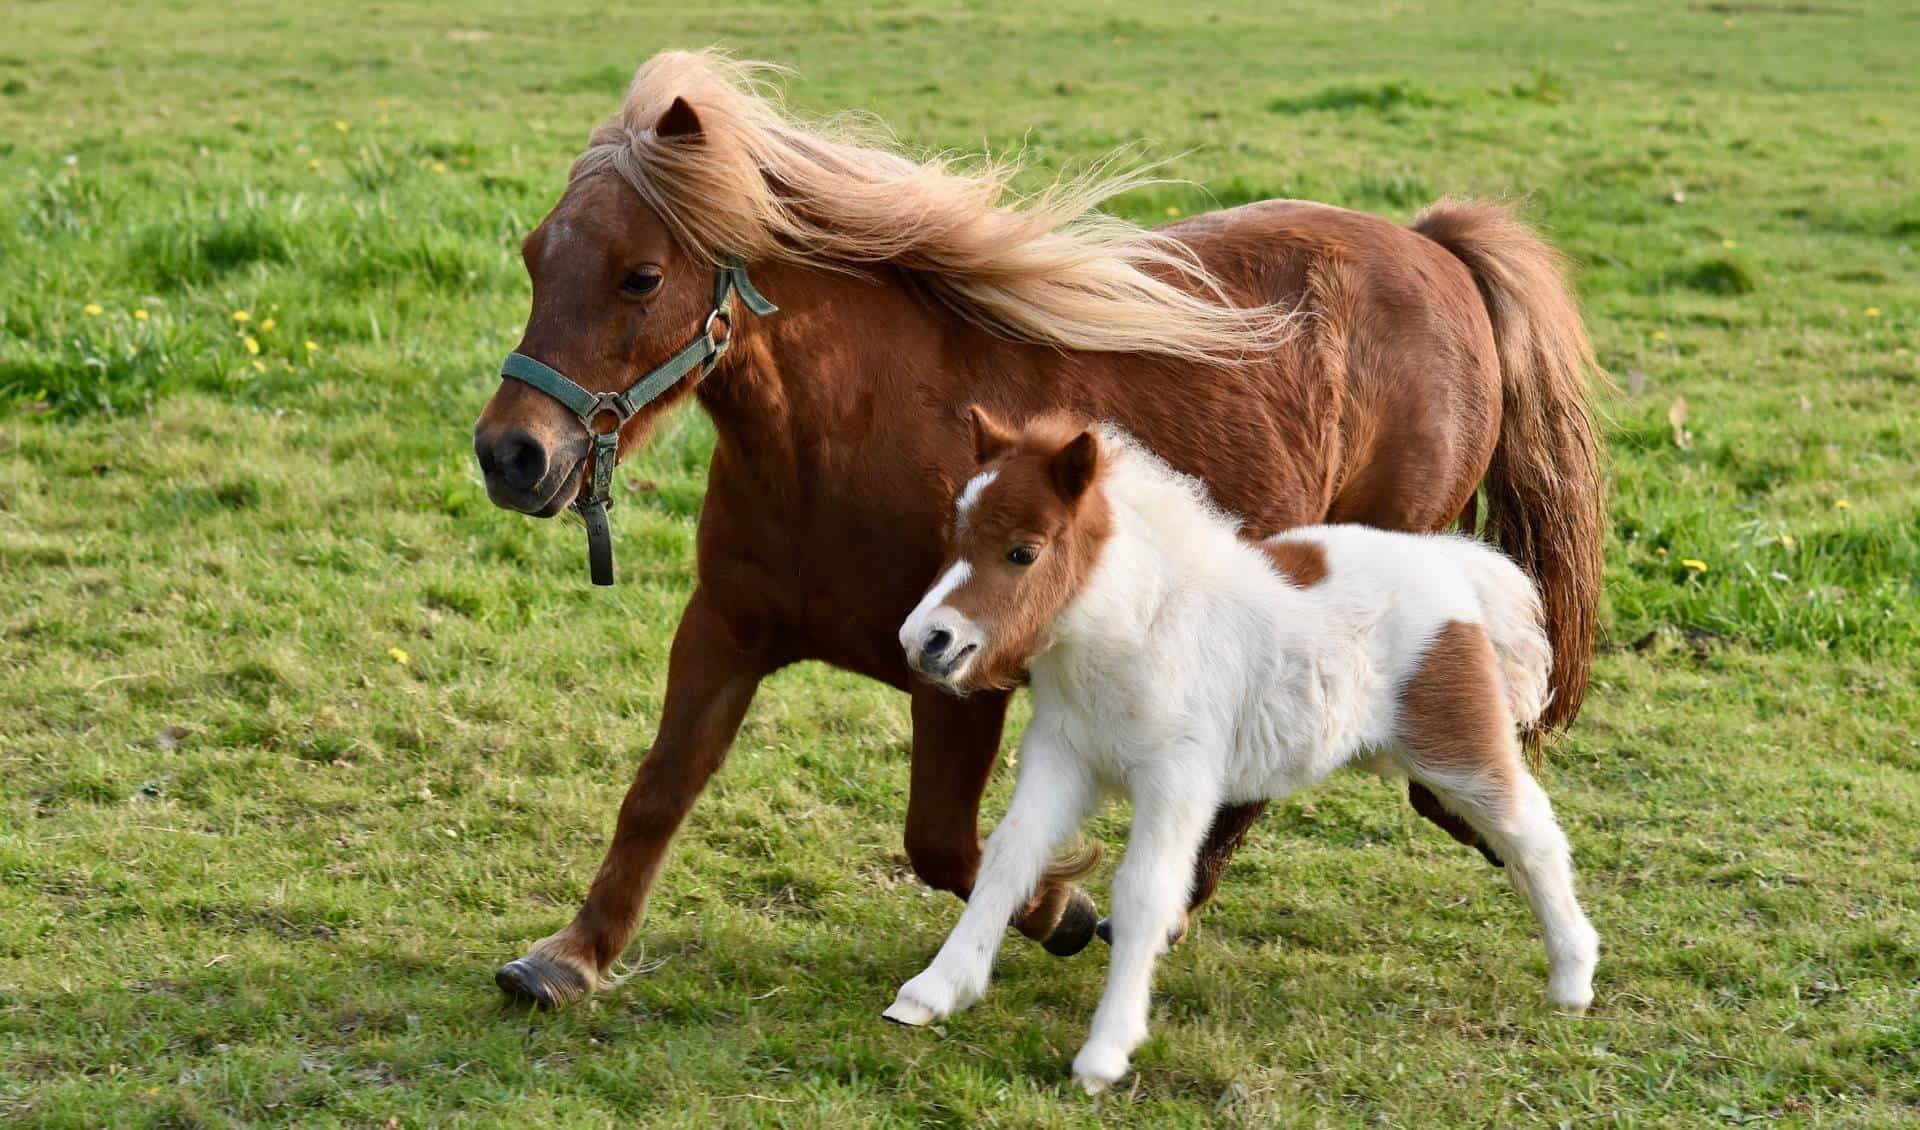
[3,1,1919,1125]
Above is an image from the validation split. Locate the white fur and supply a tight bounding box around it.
[887,429,1598,1092]
[899,560,985,680]
[955,469,998,528]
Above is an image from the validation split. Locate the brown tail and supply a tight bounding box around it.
[1413,199,1606,740]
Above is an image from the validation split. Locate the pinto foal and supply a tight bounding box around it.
[884,409,1599,1092]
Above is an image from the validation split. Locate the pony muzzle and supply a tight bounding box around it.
[903,615,983,686]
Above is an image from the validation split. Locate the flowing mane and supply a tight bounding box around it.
[568,50,1294,361]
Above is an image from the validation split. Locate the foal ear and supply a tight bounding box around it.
[655,97,704,141]
[1049,430,1101,503]
[967,404,1017,464]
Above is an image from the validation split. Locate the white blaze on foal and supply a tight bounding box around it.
[887,407,1600,1093]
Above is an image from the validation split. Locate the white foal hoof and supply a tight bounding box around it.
[1549,984,1594,1015]
[883,993,938,1027]
[1071,1043,1131,1095]
[883,970,957,1027]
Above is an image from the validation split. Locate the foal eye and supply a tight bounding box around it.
[1007,545,1039,566]
[619,269,663,298]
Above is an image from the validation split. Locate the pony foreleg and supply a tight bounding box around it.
[496,588,770,1009]
[1073,770,1219,1094]
[886,741,1092,1026]
[904,687,1100,956]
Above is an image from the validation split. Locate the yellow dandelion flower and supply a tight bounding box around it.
[259,318,275,332]
[1681,559,1708,572]
[1834,498,1851,510]
[308,158,323,172]
[1780,533,1796,549]
[1864,307,1881,318]
[83,303,104,316]
[1652,330,1669,342]
[242,335,260,355]
[431,161,448,174]
[334,120,349,132]
[1165,205,1182,217]
[133,308,149,321]
[304,340,320,353]
[232,310,251,323]
[1721,239,1736,249]
[250,360,266,373]
[388,647,410,665]
[1655,546,1668,557]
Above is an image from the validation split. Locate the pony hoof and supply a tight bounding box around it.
[1095,917,1111,945]
[496,954,592,1010]
[1044,889,1099,957]
[882,996,938,1027]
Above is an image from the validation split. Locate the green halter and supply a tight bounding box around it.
[499,260,777,586]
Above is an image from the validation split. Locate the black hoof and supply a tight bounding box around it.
[1095,917,1112,945]
[496,953,591,1010]
[1043,889,1099,957]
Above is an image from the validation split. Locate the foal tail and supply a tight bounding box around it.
[1413,199,1606,746]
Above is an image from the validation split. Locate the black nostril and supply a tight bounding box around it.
[923,628,953,658]
[486,430,549,494]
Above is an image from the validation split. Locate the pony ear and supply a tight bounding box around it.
[656,96,704,140]
[1049,430,1100,503]
[967,404,1017,464]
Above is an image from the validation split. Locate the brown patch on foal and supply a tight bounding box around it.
[1397,620,1520,813]
[1260,538,1329,588]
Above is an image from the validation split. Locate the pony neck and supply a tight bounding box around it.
[1051,436,1249,655]
[692,261,958,468]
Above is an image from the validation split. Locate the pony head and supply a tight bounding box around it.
[900,407,1114,694]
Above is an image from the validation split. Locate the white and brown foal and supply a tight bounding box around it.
[885,408,1599,1093]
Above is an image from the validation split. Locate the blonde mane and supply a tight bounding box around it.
[569,50,1293,362]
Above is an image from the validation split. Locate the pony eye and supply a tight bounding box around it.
[619,269,663,298]
[1007,545,1039,566]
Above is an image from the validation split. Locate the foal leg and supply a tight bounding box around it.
[1097,799,1265,948]
[905,687,1100,956]
[1073,770,1221,1094]
[496,589,771,1008]
[886,738,1093,1025]
[1398,625,1597,1013]
[1413,766,1599,1012]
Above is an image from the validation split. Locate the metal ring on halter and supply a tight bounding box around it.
[703,309,732,362]
[586,393,633,436]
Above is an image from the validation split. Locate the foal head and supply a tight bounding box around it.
[900,407,1114,694]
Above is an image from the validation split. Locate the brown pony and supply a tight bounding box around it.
[471,51,1604,1008]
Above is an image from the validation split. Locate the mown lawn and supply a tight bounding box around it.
[3,1,1917,1126]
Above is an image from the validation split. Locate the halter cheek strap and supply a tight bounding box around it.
[499,260,777,586]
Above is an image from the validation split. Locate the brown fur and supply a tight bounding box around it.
[1260,538,1329,588]
[471,73,1605,994]
[1396,620,1521,811]
[939,412,1114,693]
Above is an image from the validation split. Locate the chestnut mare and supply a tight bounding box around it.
[471,52,1604,1008]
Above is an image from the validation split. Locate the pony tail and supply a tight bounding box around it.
[1413,199,1606,749]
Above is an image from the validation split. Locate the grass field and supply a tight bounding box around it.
[4,1,1919,1125]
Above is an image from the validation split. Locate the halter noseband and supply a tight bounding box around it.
[499,260,777,586]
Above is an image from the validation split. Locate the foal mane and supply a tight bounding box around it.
[570,50,1293,362]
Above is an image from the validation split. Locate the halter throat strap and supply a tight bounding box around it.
[498,259,776,586]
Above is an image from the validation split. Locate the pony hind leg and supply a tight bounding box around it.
[1396,622,1598,1013]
